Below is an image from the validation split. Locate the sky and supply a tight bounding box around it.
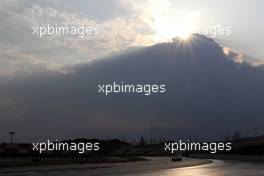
[0,0,263,76]
[0,0,264,142]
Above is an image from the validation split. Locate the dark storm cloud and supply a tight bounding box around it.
[0,34,264,142]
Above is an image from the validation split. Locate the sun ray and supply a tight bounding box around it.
[147,2,200,42]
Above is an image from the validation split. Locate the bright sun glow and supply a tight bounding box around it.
[153,14,197,41]
[177,31,192,40]
[148,2,200,42]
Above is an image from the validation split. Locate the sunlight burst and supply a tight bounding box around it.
[149,2,200,42]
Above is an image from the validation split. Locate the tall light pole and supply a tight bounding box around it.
[9,132,15,144]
